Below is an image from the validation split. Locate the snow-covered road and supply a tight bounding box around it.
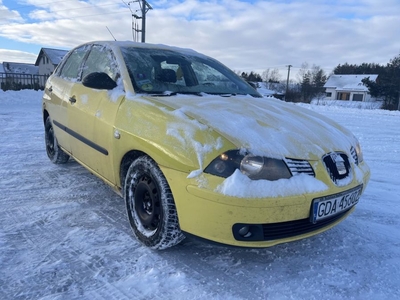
[1,90,399,300]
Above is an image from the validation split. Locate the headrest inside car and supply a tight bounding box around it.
[157,69,177,83]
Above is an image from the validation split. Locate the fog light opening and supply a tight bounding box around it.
[238,225,252,238]
[233,223,264,241]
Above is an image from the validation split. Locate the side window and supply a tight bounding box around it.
[59,46,87,80]
[81,45,119,81]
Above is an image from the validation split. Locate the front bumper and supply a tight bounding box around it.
[161,161,370,248]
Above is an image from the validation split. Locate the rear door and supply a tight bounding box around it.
[46,45,88,153]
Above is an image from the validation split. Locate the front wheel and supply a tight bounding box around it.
[45,116,69,164]
[124,156,185,249]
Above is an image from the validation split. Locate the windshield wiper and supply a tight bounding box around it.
[150,91,203,97]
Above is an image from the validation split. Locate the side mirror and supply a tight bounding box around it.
[82,72,117,90]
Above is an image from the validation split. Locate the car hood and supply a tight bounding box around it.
[148,94,357,160]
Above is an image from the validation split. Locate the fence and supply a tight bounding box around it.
[0,73,49,91]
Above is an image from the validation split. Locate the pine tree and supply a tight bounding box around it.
[298,64,327,103]
[362,54,400,110]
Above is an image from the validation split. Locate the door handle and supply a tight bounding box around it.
[48,86,53,93]
[69,96,76,104]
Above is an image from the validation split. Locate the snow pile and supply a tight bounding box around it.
[165,109,224,178]
[158,94,359,161]
[217,170,328,198]
[0,89,43,104]
[310,99,382,109]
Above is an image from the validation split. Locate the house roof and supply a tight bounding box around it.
[35,48,69,66]
[2,62,39,75]
[324,74,378,92]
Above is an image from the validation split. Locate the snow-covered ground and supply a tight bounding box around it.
[1,90,399,300]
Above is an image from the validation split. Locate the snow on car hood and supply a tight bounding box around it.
[154,94,357,160]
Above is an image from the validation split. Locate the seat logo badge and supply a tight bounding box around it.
[330,153,346,175]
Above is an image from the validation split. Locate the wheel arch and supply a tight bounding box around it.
[43,109,50,126]
[119,150,148,189]
[117,143,195,192]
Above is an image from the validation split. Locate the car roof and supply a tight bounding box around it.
[78,40,205,59]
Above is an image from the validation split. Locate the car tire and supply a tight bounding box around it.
[124,156,185,249]
[45,116,69,164]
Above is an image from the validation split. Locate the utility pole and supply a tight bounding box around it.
[140,0,152,43]
[126,0,152,43]
[285,64,292,102]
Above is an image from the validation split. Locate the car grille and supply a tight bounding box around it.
[262,210,349,240]
[285,158,315,177]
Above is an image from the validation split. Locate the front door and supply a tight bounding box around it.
[67,45,122,183]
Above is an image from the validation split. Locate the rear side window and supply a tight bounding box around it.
[58,46,87,80]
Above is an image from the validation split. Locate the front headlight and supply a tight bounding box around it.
[355,142,364,164]
[351,143,364,165]
[241,155,292,180]
[204,150,243,178]
[204,150,292,181]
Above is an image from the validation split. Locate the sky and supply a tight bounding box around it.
[0,0,400,80]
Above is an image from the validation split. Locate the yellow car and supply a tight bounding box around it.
[42,41,370,249]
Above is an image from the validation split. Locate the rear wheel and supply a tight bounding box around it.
[124,156,185,249]
[45,116,69,164]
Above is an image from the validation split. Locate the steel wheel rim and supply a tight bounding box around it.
[134,174,161,231]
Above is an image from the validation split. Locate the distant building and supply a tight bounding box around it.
[0,47,69,91]
[2,61,38,75]
[1,62,39,90]
[35,48,68,76]
[324,74,379,102]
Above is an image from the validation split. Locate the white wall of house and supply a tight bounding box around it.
[324,88,374,102]
[37,55,56,76]
[324,74,380,102]
[35,48,68,76]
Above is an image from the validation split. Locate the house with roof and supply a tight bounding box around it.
[35,48,68,76]
[0,47,69,91]
[324,74,379,102]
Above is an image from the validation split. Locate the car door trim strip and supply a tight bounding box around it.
[53,120,109,156]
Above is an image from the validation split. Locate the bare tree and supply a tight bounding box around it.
[262,68,281,84]
[296,62,309,83]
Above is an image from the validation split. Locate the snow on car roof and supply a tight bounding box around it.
[78,40,205,58]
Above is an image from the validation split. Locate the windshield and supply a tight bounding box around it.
[121,47,261,97]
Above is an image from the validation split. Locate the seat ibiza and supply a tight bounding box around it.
[42,41,370,249]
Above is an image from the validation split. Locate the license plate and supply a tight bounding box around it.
[311,185,363,223]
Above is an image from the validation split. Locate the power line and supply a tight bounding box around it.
[1,0,80,11]
[0,10,128,23]
[1,0,123,12]
[38,3,122,14]
[0,1,126,21]
[124,0,152,43]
